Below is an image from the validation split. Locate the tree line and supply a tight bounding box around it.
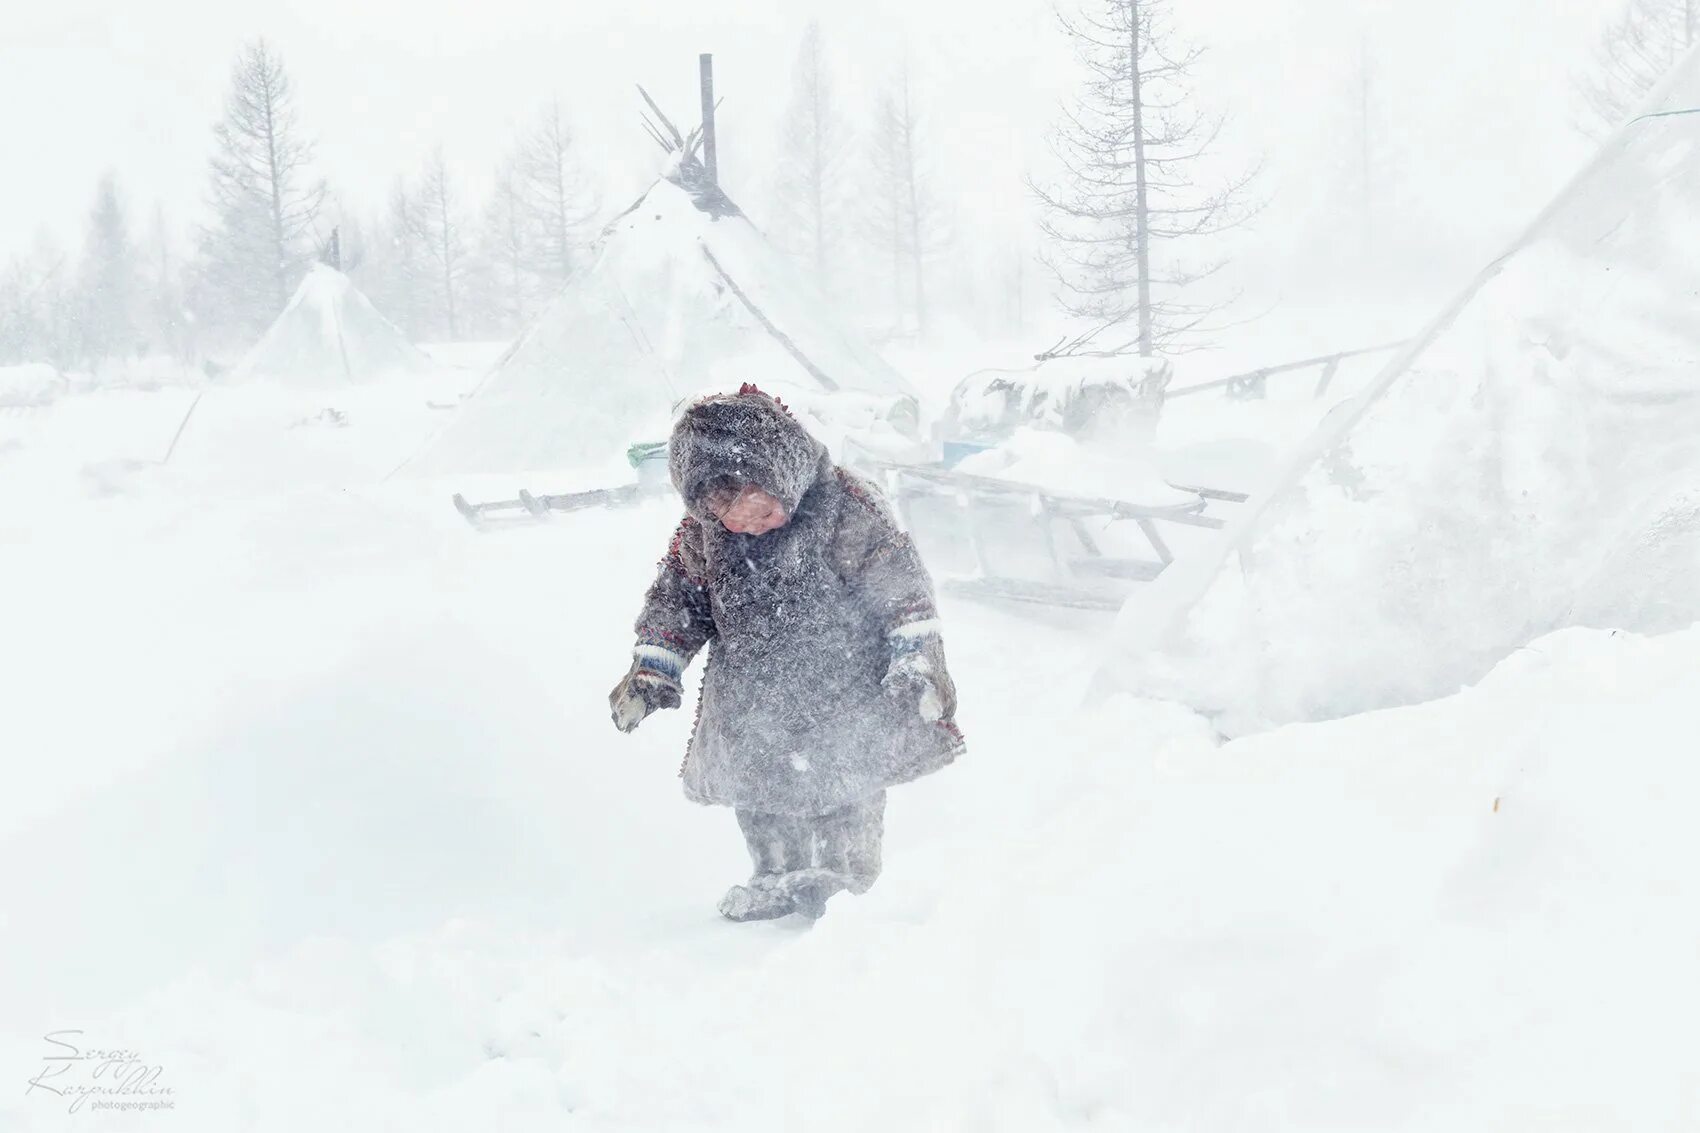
[4,1,1678,376]
[0,26,963,374]
[0,39,610,372]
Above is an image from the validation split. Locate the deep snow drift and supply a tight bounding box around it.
[2,373,1697,1129]
[1113,55,1700,733]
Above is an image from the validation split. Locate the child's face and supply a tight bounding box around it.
[705,482,790,535]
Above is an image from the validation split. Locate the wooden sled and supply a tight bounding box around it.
[861,459,1249,612]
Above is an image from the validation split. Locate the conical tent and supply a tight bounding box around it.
[1110,51,1700,733]
[234,265,431,387]
[407,174,918,476]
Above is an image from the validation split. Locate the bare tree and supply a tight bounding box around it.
[194,39,326,341]
[0,233,77,367]
[480,157,533,333]
[143,205,191,362]
[1002,244,1036,337]
[409,147,471,341]
[863,59,951,336]
[1342,36,1408,263]
[356,181,429,339]
[1355,38,1376,258]
[1577,0,1698,138]
[513,102,600,297]
[1031,0,1257,357]
[770,20,852,289]
[76,172,139,366]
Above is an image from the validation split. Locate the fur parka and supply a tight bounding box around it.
[628,388,964,815]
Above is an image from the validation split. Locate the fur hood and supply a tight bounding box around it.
[668,386,832,523]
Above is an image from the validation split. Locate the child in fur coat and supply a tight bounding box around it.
[610,386,964,921]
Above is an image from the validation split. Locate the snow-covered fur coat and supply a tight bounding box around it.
[631,388,964,815]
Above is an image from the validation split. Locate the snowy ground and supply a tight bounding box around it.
[2,367,1696,1129]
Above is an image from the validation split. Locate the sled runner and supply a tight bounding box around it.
[452,483,648,529]
[450,442,671,529]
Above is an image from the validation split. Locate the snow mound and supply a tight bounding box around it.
[234,265,433,388]
[0,363,69,407]
[407,178,918,477]
[160,376,479,496]
[5,467,1697,1130]
[4,365,1698,1126]
[956,426,1196,507]
[1114,52,1700,732]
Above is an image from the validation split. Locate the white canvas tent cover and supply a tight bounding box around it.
[234,265,431,387]
[1111,52,1700,734]
[408,175,918,476]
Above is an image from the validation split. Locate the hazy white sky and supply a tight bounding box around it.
[2,0,1625,299]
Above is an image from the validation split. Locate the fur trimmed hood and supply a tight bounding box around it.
[668,386,831,524]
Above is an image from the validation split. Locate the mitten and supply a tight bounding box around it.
[881,641,949,723]
[609,652,684,733]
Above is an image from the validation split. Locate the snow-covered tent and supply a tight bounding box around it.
[1112,52,1700,734]
[406,170,919,476]
[233,265,430,387]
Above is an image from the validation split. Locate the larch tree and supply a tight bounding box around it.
[1336,35,1405,265]
[367,181,429,338]
[1353,38,1378,257]
[409,147,471,341]
[143,205,191,362]
[0,233,78,368]
[1577,0,1698,138]
[195,39,325,343]
[76,172,140,366]
[770,20,852,289]
[863,59,950,336]
[1032,0,1257,356]
[481,156,533,333]
[514,102,600,299]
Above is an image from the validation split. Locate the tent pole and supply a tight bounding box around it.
[700,53,719,186]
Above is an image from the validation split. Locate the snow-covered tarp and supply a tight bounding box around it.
[1111,52,1700,733]
[406,177,919,477]
[956,427,1197,508]
[945,354,1171,444]
[234,265,433,388]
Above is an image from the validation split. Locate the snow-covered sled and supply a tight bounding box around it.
[855,451,1247,612]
